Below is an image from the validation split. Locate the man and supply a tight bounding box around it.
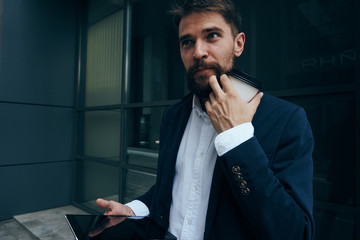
[97,0,315,239]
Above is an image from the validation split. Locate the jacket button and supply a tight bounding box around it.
[241,188,250,195]
[235,173,244,181]
[232,165,241,173]
[238,180,247,189]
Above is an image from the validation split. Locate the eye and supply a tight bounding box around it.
[181,39,194,47]
[207,32,220,39]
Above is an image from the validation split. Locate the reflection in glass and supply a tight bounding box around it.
[124,107,164,168]
[285,94,355,206]
[75,160,119,212]
[126,147,158,169]
[253,0,356,90]
[128,0,186,103]
[123,169,156,203]
[84,110,121,161]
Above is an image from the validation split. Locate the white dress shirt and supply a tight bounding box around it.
[127,95,254,239]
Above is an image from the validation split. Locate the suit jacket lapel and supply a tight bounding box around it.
[163,93,193,167]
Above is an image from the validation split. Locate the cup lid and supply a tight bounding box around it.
[227,69,262,90]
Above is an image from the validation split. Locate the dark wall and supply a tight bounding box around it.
[0,0,78,220]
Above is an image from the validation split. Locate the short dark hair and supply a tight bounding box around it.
[169,0,242,37]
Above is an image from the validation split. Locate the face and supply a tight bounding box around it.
[178,11,245,98]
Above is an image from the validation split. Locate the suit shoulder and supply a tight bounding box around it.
[254,93,306,127]
[261,94,300,112]
[258,93,303,118]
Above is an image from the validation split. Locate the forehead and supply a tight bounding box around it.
[178,11,231,36]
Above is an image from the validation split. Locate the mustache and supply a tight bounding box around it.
[186,60,227,99]
[187,60,223,80]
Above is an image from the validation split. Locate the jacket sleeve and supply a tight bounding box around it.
[219,107,315,240]
[136,185,155,209]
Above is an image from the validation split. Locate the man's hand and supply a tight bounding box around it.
[96,198,135,216]
[205,74,263,133]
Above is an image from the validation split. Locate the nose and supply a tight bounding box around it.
[193,40,208,60]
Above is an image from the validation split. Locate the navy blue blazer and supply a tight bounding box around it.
[138,93,315,240]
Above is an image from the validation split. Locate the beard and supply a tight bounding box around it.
[186,59,234,99]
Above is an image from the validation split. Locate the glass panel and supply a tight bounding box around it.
[85,6,124,107]
[0,0,2,71]
[126,147,158,169]
[84,110,121,161]
[75,160,119,212]
[313,208,355,240]
[236,0,356,90]
[124,107,165,169]
[128,0,187,103]
[123,169,156,203]
[284,94,356,206]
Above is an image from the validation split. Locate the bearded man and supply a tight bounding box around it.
[96,0,315,239]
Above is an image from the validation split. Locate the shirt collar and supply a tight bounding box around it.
[192,95,209,120]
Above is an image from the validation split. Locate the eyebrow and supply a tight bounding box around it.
[179,26,225,42]
[203,27,224,33]
[179,34,191,43]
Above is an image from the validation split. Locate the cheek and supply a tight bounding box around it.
[181,52,192,71]
[212,44,233,58]
[217,46,235,64]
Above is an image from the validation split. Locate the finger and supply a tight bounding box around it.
[205,92,214,113]
[205,99,211,112]
[96,198,110,209]
[208,91,216,103]
[249,92,263,108]
[219,74,233,93]
[209,75,223,97]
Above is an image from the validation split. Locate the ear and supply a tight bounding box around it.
[234,32,245,57]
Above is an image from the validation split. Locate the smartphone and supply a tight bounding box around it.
[227,69,262,102]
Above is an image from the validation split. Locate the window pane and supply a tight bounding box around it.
[123,169,156,203]
[126,147,158,169]
[235,0,356,91]
[313,208,355,240]
[75,160,119,212]
[128,0,187,103]
[124,107,165,169]
[0,0,2,69]
[84,110,121,161]
[285,94,356,206]
[85,8,124,106]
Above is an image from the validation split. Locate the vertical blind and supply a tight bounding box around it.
[85,9,124,107]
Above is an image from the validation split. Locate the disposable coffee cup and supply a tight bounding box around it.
[227,69,262,102]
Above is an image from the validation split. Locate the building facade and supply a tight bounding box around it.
[0,0,359,239]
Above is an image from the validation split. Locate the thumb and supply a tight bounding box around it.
[96,198,110,209]
[249,92,263,108]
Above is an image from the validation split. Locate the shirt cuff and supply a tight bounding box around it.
[125,200,150,217]
[214,122,254,156]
